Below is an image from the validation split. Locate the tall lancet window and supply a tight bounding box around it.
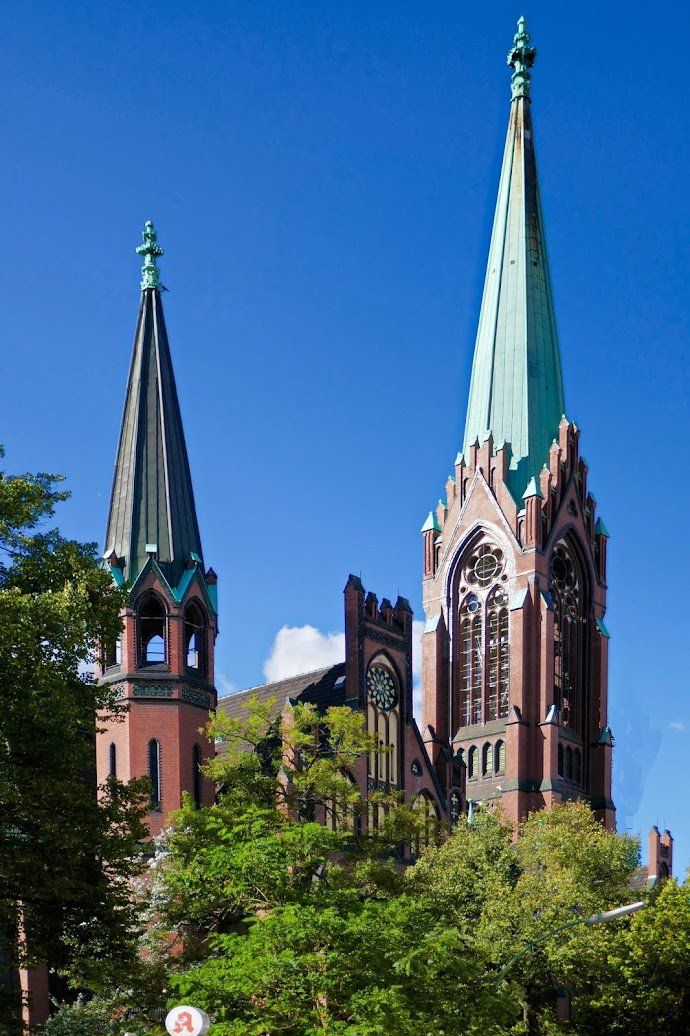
[456,543,510,729]
[365,658,400,830]
[551,542,586,733]
[185,602,206,674]
[487,587,510,721]
[138,595,167,667]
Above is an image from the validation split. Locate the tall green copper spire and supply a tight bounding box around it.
[105,223,203,587]
[136,219,164,291]
[462,17,565,500]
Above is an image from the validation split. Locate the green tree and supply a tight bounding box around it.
[0,451,149,1020]
[85,688,689,1036]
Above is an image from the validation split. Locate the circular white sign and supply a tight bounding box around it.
[165,1006,210,1036]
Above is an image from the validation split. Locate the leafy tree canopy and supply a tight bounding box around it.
[0,449,149,1020]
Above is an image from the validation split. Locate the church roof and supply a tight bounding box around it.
[217,664,348,751]
[104,222,203,588]
[462,18,565,500]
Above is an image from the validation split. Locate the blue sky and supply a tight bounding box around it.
[2,1,688,873]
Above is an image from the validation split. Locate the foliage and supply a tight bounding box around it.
[0,449,150,1014]
[36,666,689,1036]
[43,996,121,1036]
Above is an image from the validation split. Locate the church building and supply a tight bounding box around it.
[94,17,671,867]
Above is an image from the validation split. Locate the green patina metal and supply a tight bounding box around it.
[522,475,544,499]
[421,511,441,533]
[104,229,207,594]
[595,517,610,538]
[463,18,565,502]
[507,16,536,100]
[136,220,164,291]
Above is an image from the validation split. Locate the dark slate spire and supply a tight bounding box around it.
[104,221,203,588]
[462,18,565,500]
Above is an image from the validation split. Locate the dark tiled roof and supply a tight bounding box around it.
[630,867,654,891]
[105,288,203,587]
[218,663,348,723]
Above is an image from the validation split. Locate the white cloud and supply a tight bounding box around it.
[669,721,686,732]
[261,617,426,718]
[263,625,345,683]
[216,673,237,697]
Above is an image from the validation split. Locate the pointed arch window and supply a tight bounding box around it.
[109,742,117,778]
[327,770,358,833]
[467,745,478,780]
[495,739,506,774]
[459,594,483,726]
[551,542,587,734]
[185,602,206,674]
[148,738,161,810]
[413,793,439,855]
[456,542,510,728]
[138,595,167,667]
[487,587,510,721]
[365,658,400,830]
[481,742,491,777]
[192,743,202,807]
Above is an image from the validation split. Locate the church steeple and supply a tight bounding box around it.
[462,17,565,500]
[97,222,217,837]
[104,221,203,589]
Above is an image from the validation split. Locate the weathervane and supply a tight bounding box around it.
[507,16,536,100]
[136,219,164,291]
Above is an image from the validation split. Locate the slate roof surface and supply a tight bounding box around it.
[104,287,203,588]
[462,78,565,500]
[217,663,348,723]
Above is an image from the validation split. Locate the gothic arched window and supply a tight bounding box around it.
[413,793,439,855]
[148,738,161,810]
[459,593,483,725]
[467,745,478,780]
[551,541,587,734]
[327,770,358,833]
[109,742,117,778]
[192,743,202,807]
[495,739,505,774]
[481,742,491,776]
[365,658,400,829]
[138,595,167,667]
[487,587,510,720]
[456,542,510,728]
[185,602,206,674]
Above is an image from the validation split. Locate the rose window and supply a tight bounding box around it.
[465,544,504,588]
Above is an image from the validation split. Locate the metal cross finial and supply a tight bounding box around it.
[507,15,536,100]
[136,220,164,291]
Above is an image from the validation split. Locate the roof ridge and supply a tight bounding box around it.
[219,661,345,702]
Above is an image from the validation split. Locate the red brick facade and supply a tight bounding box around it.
[421,419,615,829]
[95,562,217,837]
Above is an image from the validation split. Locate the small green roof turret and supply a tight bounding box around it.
[136,220,164,292]
[421,511,442,533]
[462,18,565,502]
[522,476,544,500]
[595,517,610,538]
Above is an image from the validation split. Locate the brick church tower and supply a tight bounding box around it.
[421,19,615,829]
[96,222,217,835]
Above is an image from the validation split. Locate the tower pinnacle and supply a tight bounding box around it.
[463,17,563,499]
[507,16,536,99]
[136,219,164,291]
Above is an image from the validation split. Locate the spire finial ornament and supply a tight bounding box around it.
[136,220,164,291]
[507,15,536,100]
